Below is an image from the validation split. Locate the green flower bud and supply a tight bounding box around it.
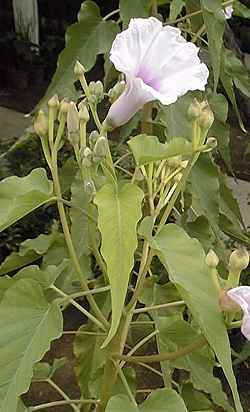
[74,60,85,77]
[89,130,99,149]
[229,248,249,272]
[79,103,90,123]
[205,249,219,268]
[206,137,217,149]
[58,99,70,121]
[48,94,59,109]
[187,99,203,120]
[93,136,108,159]
[34,110,48,138]
[83,147,92,160]
[198,108,214,130]
[67,102,79,134]
[95,81,104,102]
[108,81,126,103]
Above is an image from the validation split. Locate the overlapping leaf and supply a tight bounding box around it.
[0,168,54,232]
[0,278,63,412]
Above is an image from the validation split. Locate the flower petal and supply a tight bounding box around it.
[106,77,155,128]
[241,314,250,340]
[110,17,162,77]
[227,286,250,317]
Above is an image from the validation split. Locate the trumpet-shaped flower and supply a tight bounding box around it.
[227,286,250,340]
[106,17,209,128]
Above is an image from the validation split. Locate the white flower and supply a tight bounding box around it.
[106,17,209,128]
[224,5,233,19]
[227,286,250,340]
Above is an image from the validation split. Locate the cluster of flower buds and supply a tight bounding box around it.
[88,81,104,104]
[108,81,126,104]
[188,99,214,130]
[81,133,108,168]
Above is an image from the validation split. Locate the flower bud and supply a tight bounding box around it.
[229,248,249,273]
[206,137,217,150]
[48,94,59,109]
[58,99,70,121]
[83,147,92,160]
[89,130,99,149]
[205,249,219,268]
[108,81,126,103]
[95,81,104,102]
[67,102,79,134]
[93,136,108,159]
[34,110,48,138]
[219,288,241,312]
[198,108,214,130]
[79,103,90,123]
[187,99,202,120]
[74,60,85,77]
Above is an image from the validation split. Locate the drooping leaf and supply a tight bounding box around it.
[0,231,62,276]
[38,0,119,108]
[201,0,225,90]
[157,317,233,411]
[150,224,243,412]
[120,0,150,27]
[0,168,54,232]
[0,278,63,412]
[94,182,143,346]
[106,389,188,412]
[128,135,192,166]
[190,154,220,225]
[224,48,250,99]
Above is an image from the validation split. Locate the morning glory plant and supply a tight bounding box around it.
[0,2,249,412]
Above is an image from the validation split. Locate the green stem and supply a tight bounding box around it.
[47,378,81,412]
[120,329,159,368]
[113,337,207,364]
[50,150,109,330]
[133,300,185,314]
[78,73,102,131]
[103,8,120,20]
[30,399,97,411]
[51,285,106,331]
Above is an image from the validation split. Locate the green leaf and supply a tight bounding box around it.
[128,135,192,166]
[201,0,225,90]
[14,261,67,289]
[208,93,231,168]
[234,1,250,18]
[182,383,213,411]
[17,399,28,412]
[0,276,15,302]
[0,168,54,232]
[150,224,242,412]
[157,317,233,411]
[120,0,150,27]
[94,182,143,347]
[224,48,250,99]
[38,0,119,108]
[169,0,185,20]
[106,389,188,411]
[157,93,194,140]
[0,278,63,412]
[0,231,62,276]
[32,358,67,382]
[190,154,220,225]
[74,324,105,396]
